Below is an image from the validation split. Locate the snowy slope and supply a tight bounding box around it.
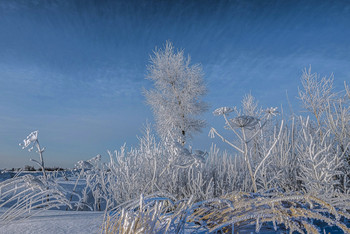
[0,209,104,234]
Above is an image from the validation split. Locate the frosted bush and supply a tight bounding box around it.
[298,66,334,128]
[297,68,350,192]
[296,116,345,195]
[69,154,107,211]
[72,125,249,210]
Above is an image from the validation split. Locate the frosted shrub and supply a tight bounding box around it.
[69,154,113,211]
[103,126,168,206]
[202,145,248,195]
[264,118,299,192]
[102,127,210,204]
[324,83,350,175]
[296,116,345,195]
[298,68,350,190]
[209,84,349,196]
[298,66,334,129]
[75,125,245,210]
[72,126,174,209]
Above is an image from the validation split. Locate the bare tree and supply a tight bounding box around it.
[145,41,208,145]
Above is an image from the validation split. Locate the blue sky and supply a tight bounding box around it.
[0,0,349,168]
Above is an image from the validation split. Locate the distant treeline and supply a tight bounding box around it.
[2,166,66,172]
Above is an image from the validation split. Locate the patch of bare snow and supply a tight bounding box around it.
[0,209,104,234]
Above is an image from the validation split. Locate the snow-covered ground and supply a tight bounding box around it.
[0,171,104,233]
[0,208,104,234]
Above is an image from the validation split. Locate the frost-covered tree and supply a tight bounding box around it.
[145,41,207,145]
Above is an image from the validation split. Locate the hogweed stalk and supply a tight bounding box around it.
[19,131,47,181]
[210,105,281,193]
